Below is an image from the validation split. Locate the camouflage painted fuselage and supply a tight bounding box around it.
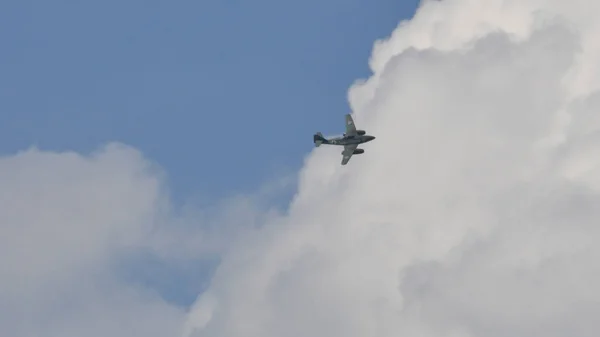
[325,134,376,146]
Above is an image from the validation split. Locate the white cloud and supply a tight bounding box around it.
[0,143,248,336]
[0,143,190,336]
[182,1,600,336]
[0,142,290,336]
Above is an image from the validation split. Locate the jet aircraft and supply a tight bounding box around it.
[313,114,376,165]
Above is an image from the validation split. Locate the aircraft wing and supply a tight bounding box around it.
[345,114,357,135]
[341,143,358,165]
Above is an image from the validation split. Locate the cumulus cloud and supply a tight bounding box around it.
[182,1,600,336]
[0,144,207,336]
[0,143,261,336]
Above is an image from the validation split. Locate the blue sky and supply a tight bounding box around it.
[1,0,419,306]
[1,0,419,204]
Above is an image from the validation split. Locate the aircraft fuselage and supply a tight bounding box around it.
[326,134,376,145]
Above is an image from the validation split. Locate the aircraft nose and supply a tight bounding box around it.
[370,136,376,141]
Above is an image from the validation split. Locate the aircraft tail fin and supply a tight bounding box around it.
[313,132,327,147]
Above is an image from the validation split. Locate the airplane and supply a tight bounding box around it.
[313,113,376,165]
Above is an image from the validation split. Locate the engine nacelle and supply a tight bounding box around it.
[356,130,366,135]
[353,149,364,155]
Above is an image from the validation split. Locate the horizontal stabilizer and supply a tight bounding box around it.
[313,132,327,147]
